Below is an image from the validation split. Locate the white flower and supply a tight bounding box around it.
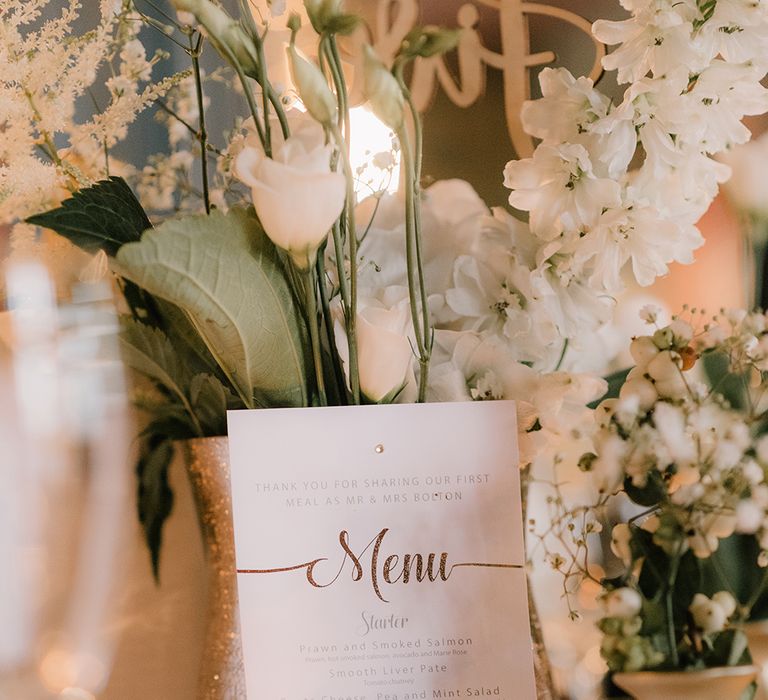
[334,295,415,403]
[603,587,643,619]
[580,206,701,291]
[610,523,634,567]
[713,591,738,618]
[689,593,732,634]
[235,135,345,269]
[593,2,708,84]
[736,499,765,534]
[689,512,738,557]
[521,68,609,143]
[504,143,621,240]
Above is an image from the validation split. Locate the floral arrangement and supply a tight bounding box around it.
[4,1,768,656]
[534,308,768,673]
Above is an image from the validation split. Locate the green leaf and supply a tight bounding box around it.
[26,176,151,257]
[120,318,196,421]
[703,351,748,411]
[189,373,232,436]
[136,437,175,580]
[589,367,631,408]
[153,298,232,385]
[624,471,666,507]
[706,629,752,668]
[115,207,309,408]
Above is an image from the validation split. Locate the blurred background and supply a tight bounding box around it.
[2,1,763,698]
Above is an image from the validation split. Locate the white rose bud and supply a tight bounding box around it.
[362,45,404,130]
[690,593,728,634]
[235,137,345,269]
[172,0,257,73]
[354,305,413,403]
[287,44,337,126]
[603,587,643,619]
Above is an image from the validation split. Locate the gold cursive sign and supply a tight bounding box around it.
[237,527,521,603]
[345,0,605,157]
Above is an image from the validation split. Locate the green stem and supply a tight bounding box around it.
[397,124,432,402]
[666,553,681,668]
[220,42,267,151]
[328,37,351,144]
[397,68,432,372]
[331,124,361,404]
[268,85,290,140]
[190,33,210,214]
[745,564,768,615]
[303,266,328,407]
[316,251,347,402]
[254,34,272,157]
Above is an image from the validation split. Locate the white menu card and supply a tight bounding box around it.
[228,401,536,699]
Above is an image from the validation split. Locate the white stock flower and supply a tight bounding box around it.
[521,68,609,143]
[235,133,345,269]
[593,1,707,84]
[504,143,621,240]
[580,206,700,292]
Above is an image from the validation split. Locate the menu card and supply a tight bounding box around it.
[228,401,536,699]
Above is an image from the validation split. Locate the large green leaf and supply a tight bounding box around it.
[115,207,308,408]
[26,176,151,257]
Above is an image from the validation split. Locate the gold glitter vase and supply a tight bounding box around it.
[182,437,247,700]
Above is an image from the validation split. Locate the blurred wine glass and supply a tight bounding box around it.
[0,259,131,699]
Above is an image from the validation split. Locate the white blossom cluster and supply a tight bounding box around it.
[589,312,768,560]
[0,0,181,226]
[503,0,768,356]
[529,310,768,672]
[349,177,607,467]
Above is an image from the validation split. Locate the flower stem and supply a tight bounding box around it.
[220,42,267,151]
[328,37,351,144]
[316,250,346,402]
[303,266,328,407]
[397,123,431,403]
[330,126,361,405]
[189,32,210,214]
[665,553,681,668]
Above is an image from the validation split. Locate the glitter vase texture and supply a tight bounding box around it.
[182,437,247,699]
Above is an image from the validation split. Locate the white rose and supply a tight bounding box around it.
[690,593,728,634]
[335,297,415,403]
[235,137,345,269]
[603,587,643,619]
